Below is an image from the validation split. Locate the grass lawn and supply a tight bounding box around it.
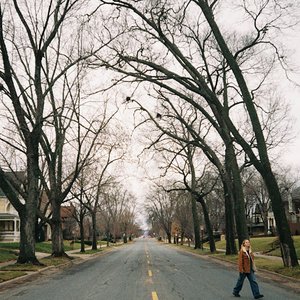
[210,253,300,279]
[0,239,112,263]
[212,235,300,258]
[0,271,27,283]
[0,248,18,262]
[0,240,82,253]
[0,256,72,283]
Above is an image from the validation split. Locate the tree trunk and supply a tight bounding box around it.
[91,212,97,250]
[2,170,41,264]
[264,170,298,266]
[213,69,248,247]
[225,144,249,246]
[224,196,237,255]
[187,146,202,249]
[197,196,216,253]
[191,195,201,249]
[51,203,65,257]
[167,232,172,243]
[222,179,237,255]
[180,232,184,245]
[17,211,40,264]
[17,139,41,263]
[123,233,128,243]
[106,230,110,247]
[80,216,85,253]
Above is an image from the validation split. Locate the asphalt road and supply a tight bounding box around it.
[0,238,299,300]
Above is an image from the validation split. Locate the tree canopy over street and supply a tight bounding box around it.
[0,0,300,268]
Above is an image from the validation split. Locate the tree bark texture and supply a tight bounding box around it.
[50,202,65,257]
[191,195,201,249]
[17,212,40,264]
[263,170,298,266]
[80,215,85,253]
[222,178,237,255]
[225,144,249,246]
[196,196,216,253]
[92,212,98,250]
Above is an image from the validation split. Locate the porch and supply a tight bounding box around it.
[0,213,20,242]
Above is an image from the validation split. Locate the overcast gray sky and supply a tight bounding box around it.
[279,31,300,171]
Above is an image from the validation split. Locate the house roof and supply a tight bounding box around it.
[61,205,75,218]
[0,212,19,220]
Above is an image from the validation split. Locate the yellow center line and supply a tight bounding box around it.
[148,270,152,277]
[147,260,150,264]
[152,291,159,300]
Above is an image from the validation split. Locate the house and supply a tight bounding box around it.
[0,172,53,242]
[0,188,52,242]
[286,187,300,235]
[1,171,87,242]
[61,204,78,240]
[248,187,300,236]
[0,171,26,242]
[0,189,20,241]
[248,203,266,236]
[267,187,300,235]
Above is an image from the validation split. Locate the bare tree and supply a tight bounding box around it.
[194,0,298,266]
[70,174,91,253]
[132,100,237,253]
[0,0,117,259]
[174,192,194,245]
[243,165,300,235]
[0,0,95,264]
[40,96,121,256]
[99,184,129,245]
[79,126,127,250]
[95,0,299,266]
[145,187,177,243]
[118,193,137,243]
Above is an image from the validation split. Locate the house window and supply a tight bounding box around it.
[0,221,14,231]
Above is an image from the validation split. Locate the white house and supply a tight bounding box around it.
[0,191,20,241]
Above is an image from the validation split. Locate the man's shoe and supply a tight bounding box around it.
[233,293,241,297]
[254,295,264,299]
